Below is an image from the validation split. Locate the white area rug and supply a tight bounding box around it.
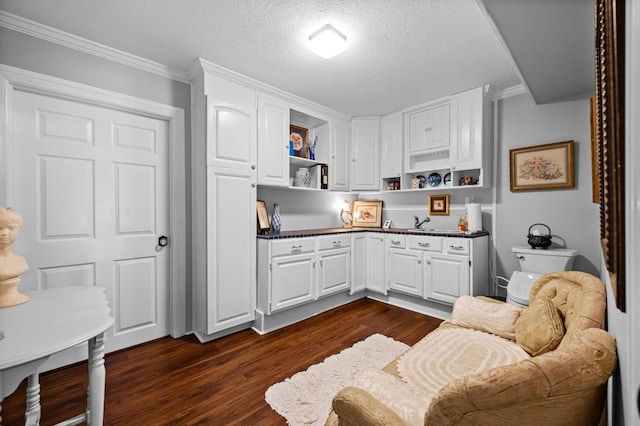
[265,334,409,425]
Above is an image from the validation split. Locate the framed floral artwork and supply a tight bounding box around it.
[352,200,383,228]
[509,140,575,191]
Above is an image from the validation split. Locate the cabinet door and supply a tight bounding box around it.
[407,104,450,154]
[351,118,380,190]
[258,93,290,186]
[351,233,367,293]
[366,234,386,294]
[205,74,257,172]
[450,86,484,171]
[380,111,403,179]
[206,167,256,333]
[270,253,316,313]
[386,248,423,296]
[330,120,350,191]
[318,249,350,297]
[423,253,470,305]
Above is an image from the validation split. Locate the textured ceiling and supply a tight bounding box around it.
[0,0,591,116]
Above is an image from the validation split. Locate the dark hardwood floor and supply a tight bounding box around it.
[3,298,442,425]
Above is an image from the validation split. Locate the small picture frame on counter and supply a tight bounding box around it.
[256,200,270,234]
[352,200,383,228]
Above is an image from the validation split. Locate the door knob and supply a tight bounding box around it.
[158,236,169,247]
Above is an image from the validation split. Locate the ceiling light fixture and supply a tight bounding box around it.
[308,24,348,59]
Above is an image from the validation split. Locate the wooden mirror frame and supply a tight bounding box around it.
[595,0,626,311]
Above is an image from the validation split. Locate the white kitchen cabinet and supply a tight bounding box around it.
[331,120,351,191]
[204,73,257,172]
[351,233,386,295]
[205,167,257,333]
[450,86,490,174]
[380,111,403,180]
[257,93,290,187]
[270,252,317,313]
[351,233,367,293]
[404,103,450,173]
[385,234,488,306]
[191,62,257,341]
[385,235,423,296]
[423,253,470,305]
[351,118,380,191]
[318,249,350,298]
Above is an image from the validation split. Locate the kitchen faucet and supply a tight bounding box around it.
[414,215,431,229]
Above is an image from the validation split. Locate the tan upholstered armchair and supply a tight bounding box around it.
[327,271,617,426]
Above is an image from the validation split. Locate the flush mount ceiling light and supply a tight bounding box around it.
[308,24,348,59]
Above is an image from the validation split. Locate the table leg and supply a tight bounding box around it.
[86,332,107,425]
[25,373,41,426]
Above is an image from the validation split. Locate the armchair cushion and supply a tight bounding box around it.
[451,294,523,340]
[515,298,565,356]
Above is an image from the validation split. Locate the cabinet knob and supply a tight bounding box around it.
[251,182,257,188]
[418,259,422,264]
[425,127,432,132]
[426,259,431,265]
[251,164,256,170]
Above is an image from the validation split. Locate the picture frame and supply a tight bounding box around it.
[590,97,601,204]
[290,124,309,159]
[509,140,575,192]
[256,200,270,234]
[352,200,383,228]
[428,194,449,215]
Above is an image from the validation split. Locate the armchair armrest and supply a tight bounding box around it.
[331,386,407,426]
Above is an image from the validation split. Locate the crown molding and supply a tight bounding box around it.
[492,84,527,101]
[0,11,190,84]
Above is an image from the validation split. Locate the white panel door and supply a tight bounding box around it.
[10,90,169,352]
[351,118,380,191]
[257,93,290,187]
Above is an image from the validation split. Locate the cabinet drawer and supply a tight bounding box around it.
[408,235,443,252]
[445,238,470,255]
[386,234,406,249]
[271,237,316,257]
[318,234,351,251]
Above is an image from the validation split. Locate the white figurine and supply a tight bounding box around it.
[0,207,29,308]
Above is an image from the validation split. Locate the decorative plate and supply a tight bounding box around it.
[416,175,427,188]
[427,172,442,187]
[444,172,451,186]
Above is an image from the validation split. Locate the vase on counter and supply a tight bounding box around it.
[271,203,281,234]
[293,167,311,188]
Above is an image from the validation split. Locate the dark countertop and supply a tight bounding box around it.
[257,227,489,240]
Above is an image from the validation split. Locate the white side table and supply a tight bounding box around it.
[0,286,114,425]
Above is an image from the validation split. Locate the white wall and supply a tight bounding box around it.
[492,94,601,296]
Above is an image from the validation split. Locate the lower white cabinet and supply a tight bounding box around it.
[351,233,386,294]
[257,234,351,314]
[386,234,488,306]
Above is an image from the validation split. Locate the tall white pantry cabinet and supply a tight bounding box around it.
[191,61,258,342]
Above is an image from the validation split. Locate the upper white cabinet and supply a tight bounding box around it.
[351,118,380,191]
[204,73,257,172]
[380,111,403,179]
[405,102,450,173]
[258,93,290,187]
[450,86,489,172]
[330,120,351,191]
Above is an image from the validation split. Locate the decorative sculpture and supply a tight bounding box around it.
[0,207,29,308]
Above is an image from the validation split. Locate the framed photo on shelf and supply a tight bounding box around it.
[509,140,575,192]
[290,124,309,158]
[352,200,383,228]
[256,200,270,233]
[428,194,449,215]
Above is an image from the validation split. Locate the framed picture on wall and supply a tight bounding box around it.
[509,140,575,191]
[290,124,308,158]
[428,194,449,215]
